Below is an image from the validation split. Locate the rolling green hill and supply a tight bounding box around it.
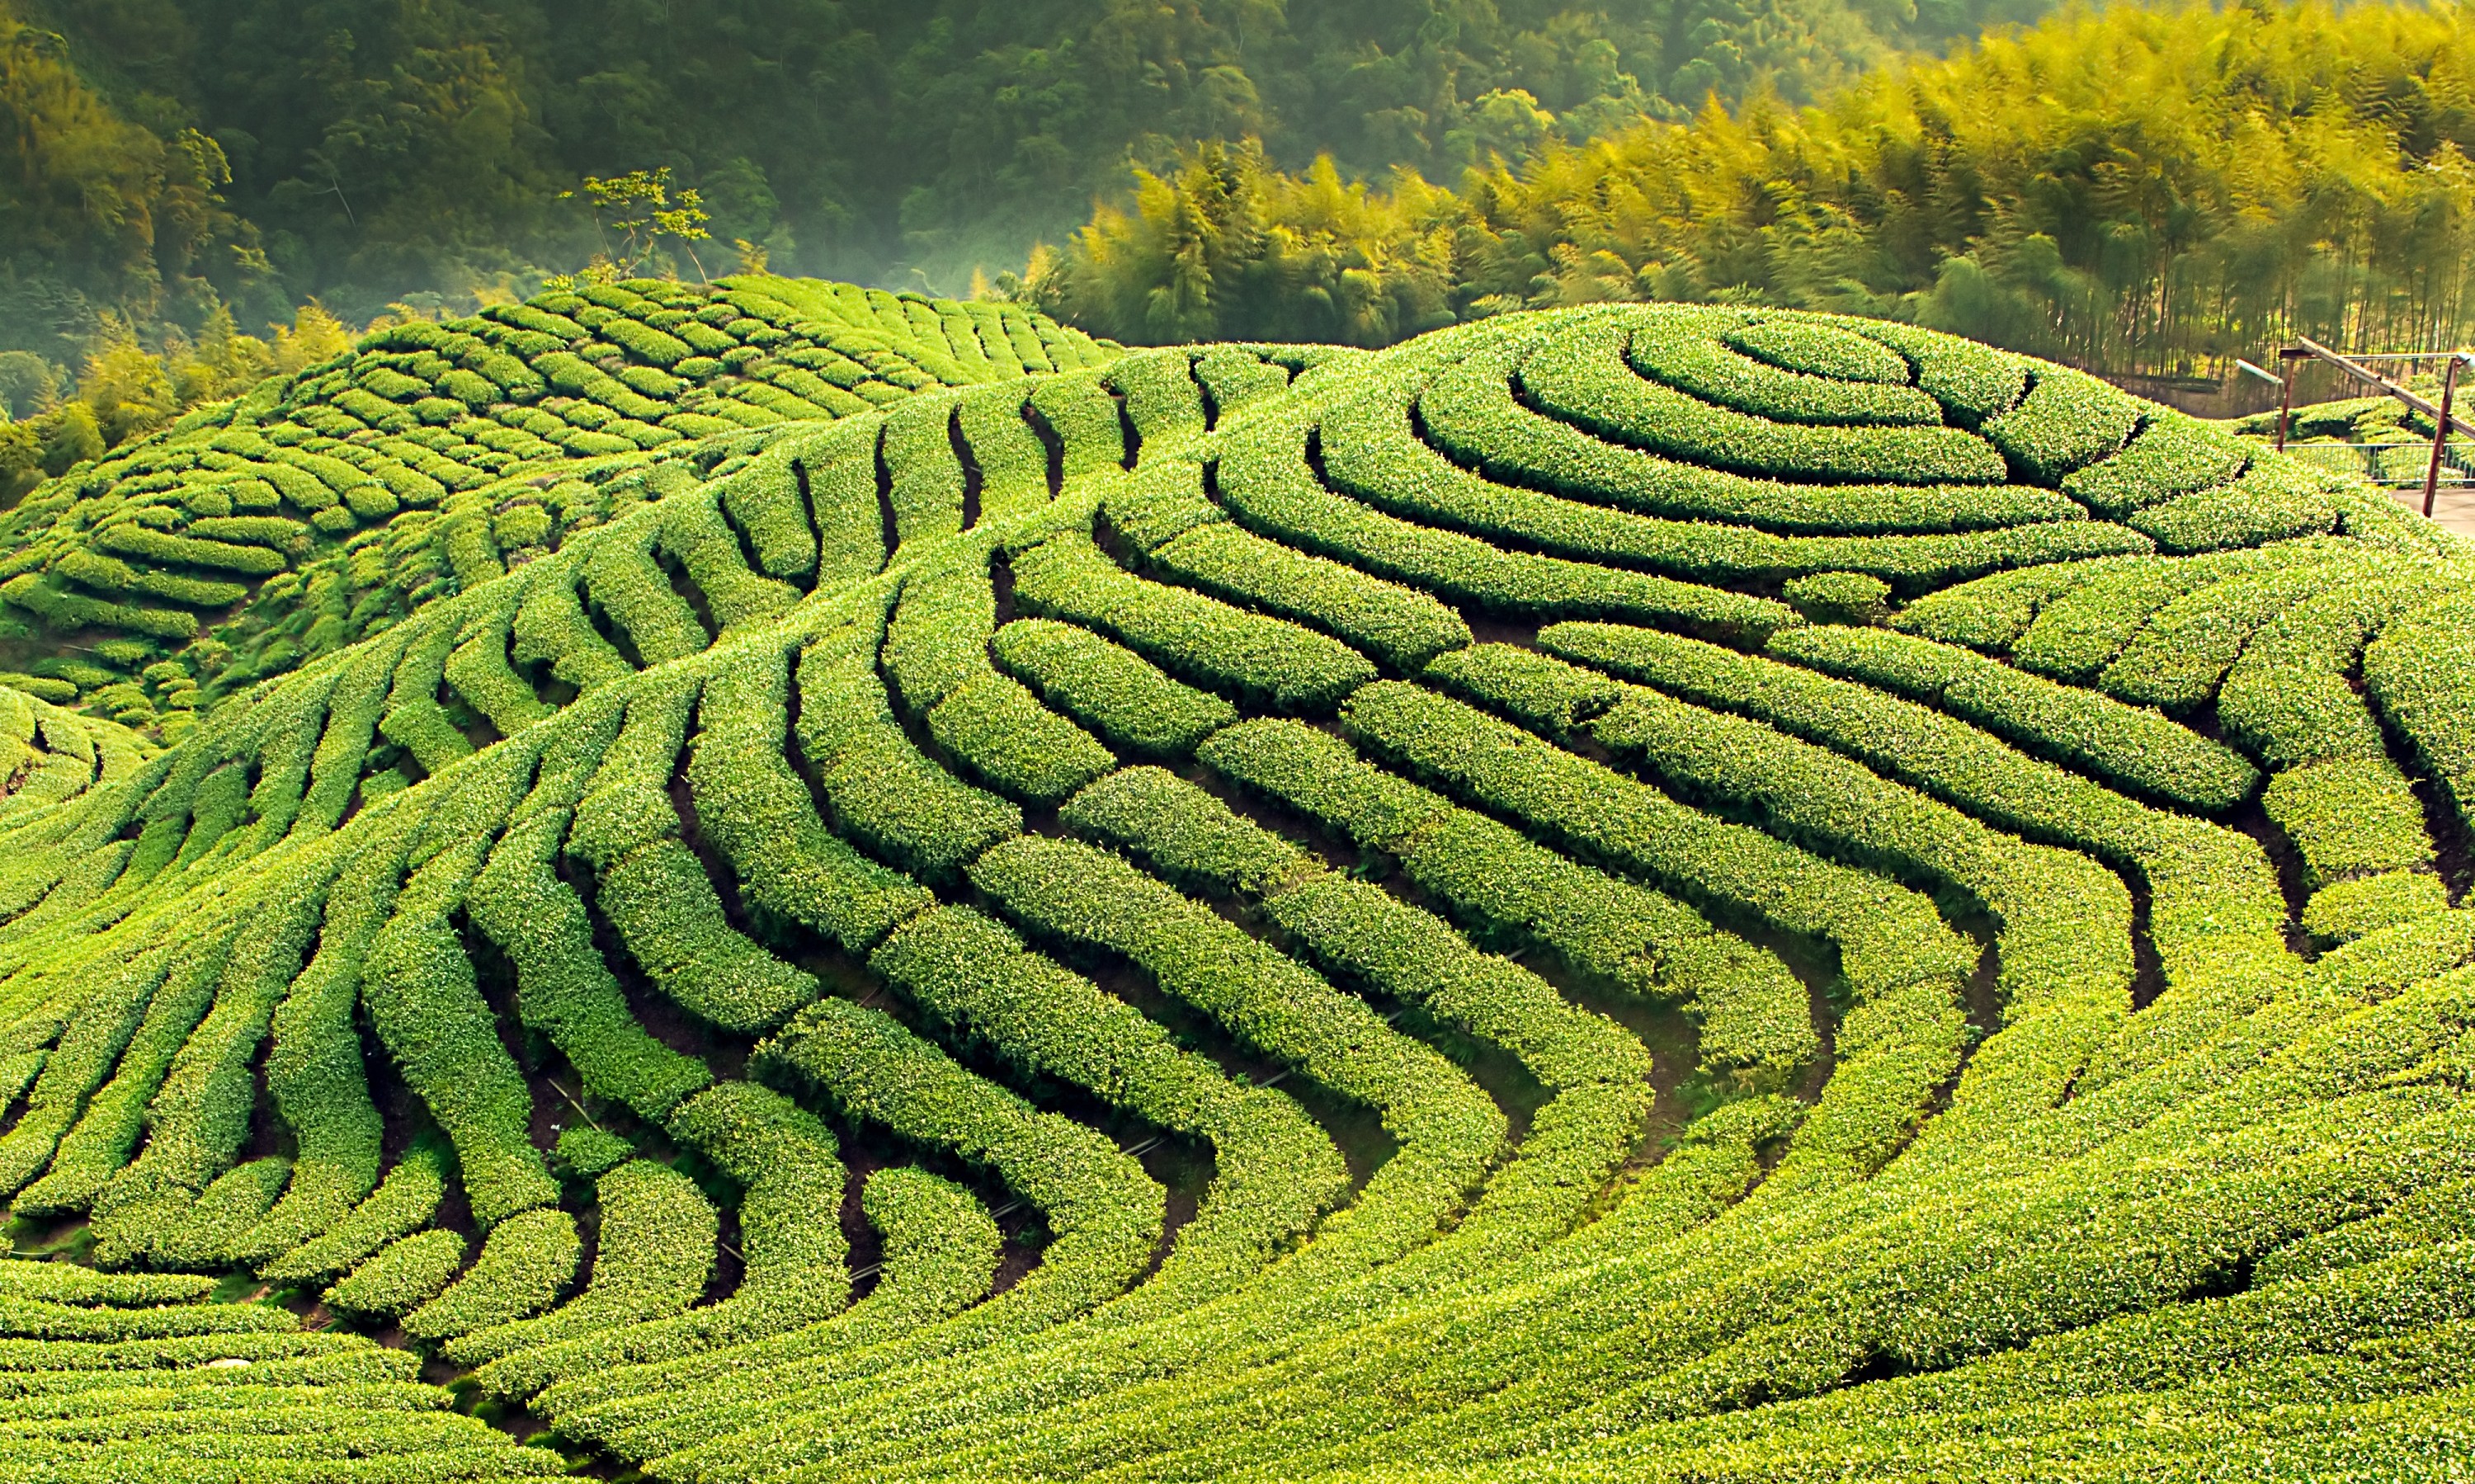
[0,293,2472,1482]
[0,275,1113,738]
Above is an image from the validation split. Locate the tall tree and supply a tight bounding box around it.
[1047,0,2475,376]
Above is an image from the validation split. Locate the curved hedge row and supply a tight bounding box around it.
[0,1255,561,1477]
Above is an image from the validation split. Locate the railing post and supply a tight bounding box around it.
[2277,350,2298,453]
[2426,354,2464,517]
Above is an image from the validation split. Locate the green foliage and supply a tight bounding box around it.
[531,1164,1002,1459]
[359,842,559,1231]
[553,1128,635,1180]
[1072,766,1651,1091]
[2061,412,2253,517]
[323,1230,469,1323]
[402,1208,582,1343]
[1981,368,2139,482]
[1041,1,2475,388]
[0,954,168,1200]
[22,0,2078,345]
[1781,571,1890,626]
[0,1266,212,1308]
[969,832,1506,1208]
[2127,459,2345,554]
[2299,869,2452,945]
[0,19,258,330]
[1012,528,1379,712]
[1633,321,1940,426]
[887,544,1118,803]
[444,1158,716,1369]
[1130,497,1475,673]
[871,899,1346,1319]
[1539,317,2009,486]
[257,1143,450,1288]
[794,615,1024,885]
[16,934,233,1218]
[0,1256,561,1479]
[1530,624,2284,1018]
[1541,636,2130,1011]
[1063,766,1309,897]
[2264,759,2435,892]
[991,618,1238,759]
[521,1085,846,1386]
[756,994,1165,1345]
[1198,717,1818,1086]
[568,674,820,1033]
[926,669,1119,805]
[1259,322,2115,615]
[1770,623,2260,812]
[2365,589,2475,834]
[559,169,714,286]
[0,1294,293,1342]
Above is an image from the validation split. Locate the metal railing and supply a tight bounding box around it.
[2274,340,2475,514]
[2279,440,2475,489]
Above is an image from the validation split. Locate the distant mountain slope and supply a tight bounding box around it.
[0,276,1113,737]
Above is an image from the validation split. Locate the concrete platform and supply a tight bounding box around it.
[2378,483,2475,539]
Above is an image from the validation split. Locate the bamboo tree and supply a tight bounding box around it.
[1049,0,2475,375]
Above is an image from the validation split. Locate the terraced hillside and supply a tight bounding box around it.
[2,300,2473,1482]
[0,276,1112,739]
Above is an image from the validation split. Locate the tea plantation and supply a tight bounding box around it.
[0,286,2469,1482]
[0,276,1110,737]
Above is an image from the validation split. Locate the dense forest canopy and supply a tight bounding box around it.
[9,0,2475,452]
[1041,0,2475,375]
[2,0,2045,339]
